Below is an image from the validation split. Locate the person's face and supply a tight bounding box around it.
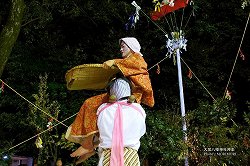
[120,41,131,58]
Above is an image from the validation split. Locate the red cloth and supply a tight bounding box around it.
[151,0,189,21]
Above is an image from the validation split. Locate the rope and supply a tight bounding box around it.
[148,56,169,71]
[180,6,186,30]
[3,3,241,154]
[146,53,217,102]
[164,15,174,32]
[5,112,77,152]
[137,6,217,102]
[183,0,195,30]
[0,79,68,128]
[173,12,179,31]
[183,10,193,30]
[180,58,217,101]
[223,12,250,99]
[0,79,78,152]
[170,12,175,31]
[139,9,168,35]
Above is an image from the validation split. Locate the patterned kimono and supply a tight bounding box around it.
[65,52,154,162]
[115,53,154,107]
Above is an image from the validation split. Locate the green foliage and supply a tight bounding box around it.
[0,110,37,157]
[140,109,185,165]
[0,155,10,166]
[139,99,250,165]
[187,98,249,165]
[0,145,14,165]
[28,73,62,165]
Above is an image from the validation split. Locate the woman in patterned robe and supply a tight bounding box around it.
[66,37,154,164]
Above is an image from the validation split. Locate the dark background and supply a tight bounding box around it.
[0,0,249,165]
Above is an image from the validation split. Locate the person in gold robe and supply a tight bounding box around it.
[66,37,154,164]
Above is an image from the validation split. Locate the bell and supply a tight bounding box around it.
[128,95,136,103]
[109,95,117,103]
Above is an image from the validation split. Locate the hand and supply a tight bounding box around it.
[103,60,115,69]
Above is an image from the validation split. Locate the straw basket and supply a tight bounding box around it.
[65,64,120,90]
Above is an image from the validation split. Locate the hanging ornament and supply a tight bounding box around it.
[156,64,161,74]
[152,0,161,12]
[243,135,250,148]
[190,0,195,16]
[56,158,63,166]
[151,0,189,21]
[162,0,175,7]
[125,1,141,30]
[187,69,192,79]
[165,31,187,64]
[47,118,53,131]
[125,13,137,30]
[225,89,232,100]
[242,0,250,9]
[35,136,43,148]
[239,49,246,60]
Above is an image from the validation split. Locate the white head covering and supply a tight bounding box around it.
[110,78,131,100]
[119,37,143,56]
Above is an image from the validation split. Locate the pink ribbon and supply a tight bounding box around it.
[110,103,124,166]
